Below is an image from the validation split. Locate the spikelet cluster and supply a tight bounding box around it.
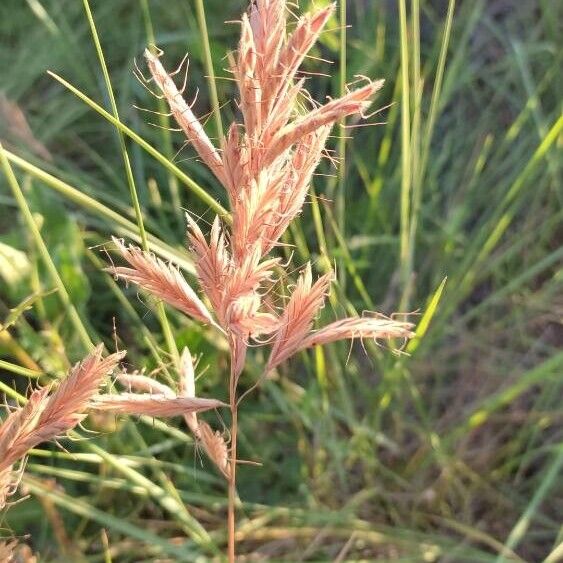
[111,0,412,370]
[106,0,415,476]
[0,346,123,508]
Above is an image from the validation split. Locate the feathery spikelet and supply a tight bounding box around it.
[0,346,123,491]
[221,124,251,201]
[277,4,334,88]
[0,466,20,511]
[144,49,227,186]
[38,346,125,435]
[0,539,17,562]
[298,317,416,351]
[263,80,384,166]
[222,249,280,339]
[261,127,332,254]
[116,372,174,397]
[90,393,225,417]
[267,264,333,370]
[187,215,232,314]
[109,237,215,326]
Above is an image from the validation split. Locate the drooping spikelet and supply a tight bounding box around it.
[179,346,199,436]
[116,372,175,397]
[199,421,230,479]
[187,215,232,315]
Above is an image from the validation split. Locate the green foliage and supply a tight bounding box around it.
[0,0,560,560]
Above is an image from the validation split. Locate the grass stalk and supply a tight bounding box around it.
[228,358,239,563]
[139,0,183,224]
[398,0,412,297]
[336,0,347,289]
[82,0,179,366]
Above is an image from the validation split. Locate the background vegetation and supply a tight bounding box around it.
[0,0,561,560]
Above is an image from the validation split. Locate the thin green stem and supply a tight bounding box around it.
[139,0,183,223]
[402,0,421,310]
[398,0,412,295]
[336,0,347,289]
[0,361,43,380]
[420,0,456,174]
[194,0,223,140]
[82,0,179,365]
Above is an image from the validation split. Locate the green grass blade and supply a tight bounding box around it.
[82,0,180,365]
[0,289,57,331]
[3,149,195,273]
[465,352,563,431]
[0,362,42,382]
[46,71,228,219]
[420,0,456,173]
[544,541,563,563]
[398,0,412,297]
[1,142,94,352]
[495,445,563,562]
[82,0,147,248]
[407,276,447,354]
[139,0,183,222]
[23,475,196,559]
[194,0,223,140]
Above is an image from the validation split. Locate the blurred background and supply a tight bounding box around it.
[0,0,561,560]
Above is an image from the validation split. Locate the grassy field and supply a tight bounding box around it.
[0,0,561,560]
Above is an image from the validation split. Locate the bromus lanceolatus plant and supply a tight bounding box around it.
[0,0,414,559]
[106,0,415,559]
